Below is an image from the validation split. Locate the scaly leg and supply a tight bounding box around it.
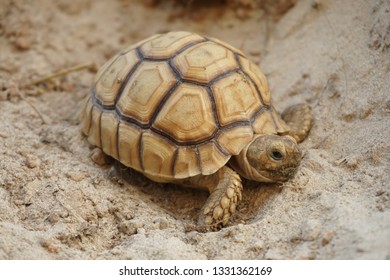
[176,166,243,229]
[281,103,312,143]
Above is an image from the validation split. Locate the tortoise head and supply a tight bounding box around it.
[230,134,302,182]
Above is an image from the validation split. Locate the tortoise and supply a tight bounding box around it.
[81,31,312,229]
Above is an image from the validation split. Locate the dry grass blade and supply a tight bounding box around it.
[28,63,92,87]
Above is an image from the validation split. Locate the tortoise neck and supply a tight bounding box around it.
[228,136,273,183]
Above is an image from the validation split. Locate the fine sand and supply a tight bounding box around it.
[0,0,389,259]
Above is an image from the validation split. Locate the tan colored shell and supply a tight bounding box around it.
[82,31,288,180]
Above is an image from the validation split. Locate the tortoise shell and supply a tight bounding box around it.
[82,31,288,181]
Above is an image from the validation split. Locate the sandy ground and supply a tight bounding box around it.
[0,0,389,259]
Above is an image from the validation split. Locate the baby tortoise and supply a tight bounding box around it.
[81,31,312,229]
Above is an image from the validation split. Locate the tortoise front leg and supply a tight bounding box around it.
[177,166,243,229]
[282,103,312,143]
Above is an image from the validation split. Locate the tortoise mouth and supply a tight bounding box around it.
[263,165,298,181]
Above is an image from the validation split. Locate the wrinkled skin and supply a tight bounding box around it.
[231,134,302,183]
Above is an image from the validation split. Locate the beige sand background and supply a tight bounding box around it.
[0,0,389,259]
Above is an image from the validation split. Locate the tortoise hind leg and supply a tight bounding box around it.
[282,103,312,143]
[176,166,243,230]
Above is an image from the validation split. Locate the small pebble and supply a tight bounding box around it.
[20,151,41,169]
[40,239,59,253]
[118,221,141,235]
[47,212,60,224]
[321,231,335,246]
[15,35,33,50]
[157,218,169,230]
[66,171,88,182]
[251,240,265,252]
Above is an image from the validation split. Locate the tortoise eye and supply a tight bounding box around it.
[270,150,284,161]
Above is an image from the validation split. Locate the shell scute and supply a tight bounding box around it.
[82,97,93,135]
[100,112,119,160]
[217,126,254,155]
[212,71,261,126]
[197,142,230,175]
[140,31,204,59]
[239,56,271,106]
[173,147,200,179]
[117,61,177,125]
[117,123,142,171]
[141,132,176,178]
[172,41,238,84]
[95,50,139,106]
[153,83,217,142]
[87,106,102,147]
